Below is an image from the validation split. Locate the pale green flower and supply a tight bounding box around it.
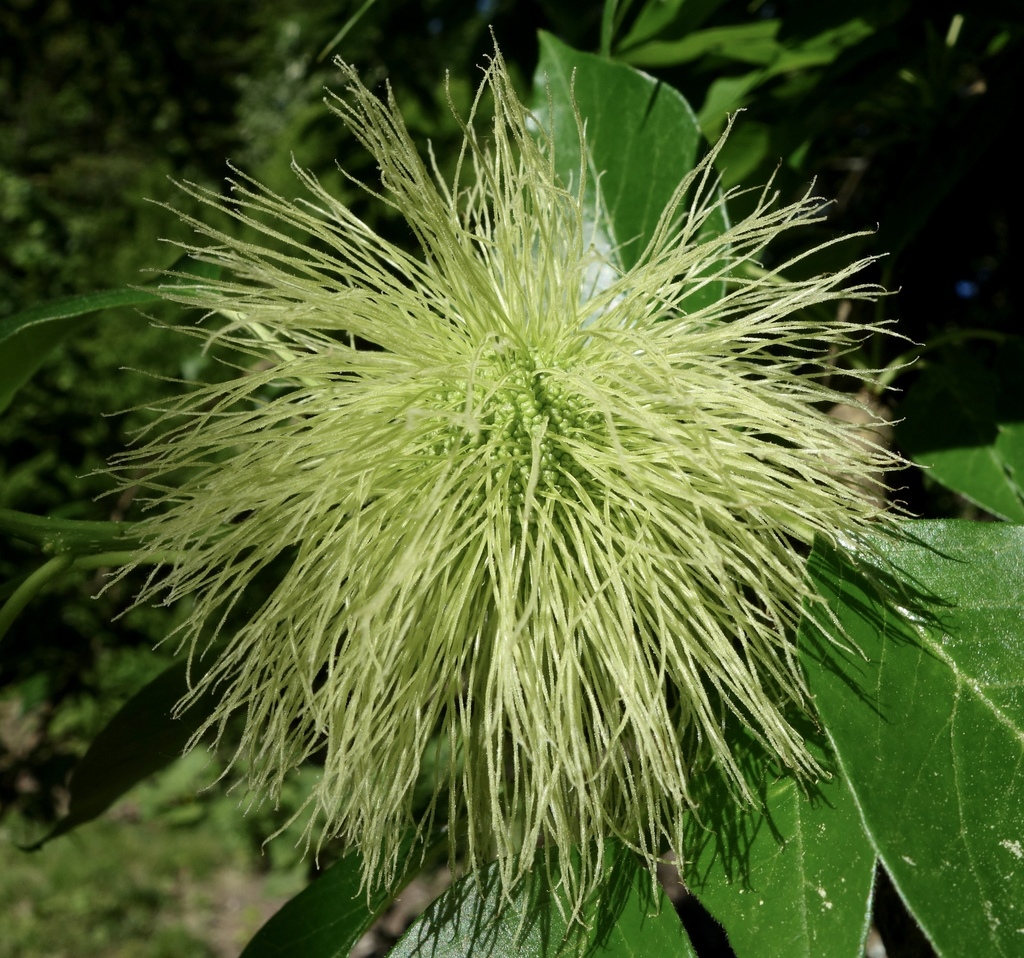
[117,48,898,902]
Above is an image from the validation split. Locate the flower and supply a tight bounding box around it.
[117,46,898,903]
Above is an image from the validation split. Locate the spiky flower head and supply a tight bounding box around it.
[118,46,897,902]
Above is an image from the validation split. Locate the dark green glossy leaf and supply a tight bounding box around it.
[391,842,696,957]
[23,656,217,849]
[685,737,875,958]
[802,521,1024,956]
[898,341,1024,521]
[240,841,420,958]
[533,33,726,311]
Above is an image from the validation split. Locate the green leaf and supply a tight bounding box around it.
[619,21,783,68]
[23,656,218,849]
[618,17,872,71]
[390,842,697,957]
[898,341,1024,521]
[696,72,768,139]
[714,120,771,188]
[0,257,218,414]
[0,288,166,345]
[616,18,874,137]
[685,737,875,958]
[533,33,727,310]
[802,521,1024,956]
[239,842,417,958]
[0,291,150,415]
[614,0,729,53]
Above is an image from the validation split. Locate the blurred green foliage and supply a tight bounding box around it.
[0,747,314,958]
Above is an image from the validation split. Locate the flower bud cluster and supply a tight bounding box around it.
[433,350,604,509]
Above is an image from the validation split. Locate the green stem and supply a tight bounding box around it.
[0,554,74,643]
[0,549,183,645]
[0,553,135,602]
[0,508,141,555]
[71,551,150,571]
[316,0,380,61]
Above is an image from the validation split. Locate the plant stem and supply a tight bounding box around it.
[0,554,74,643]
[71,551,144,571]
[0,508,141,555]
[0,549,183,645]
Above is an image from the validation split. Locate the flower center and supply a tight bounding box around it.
[431,352,602,507]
